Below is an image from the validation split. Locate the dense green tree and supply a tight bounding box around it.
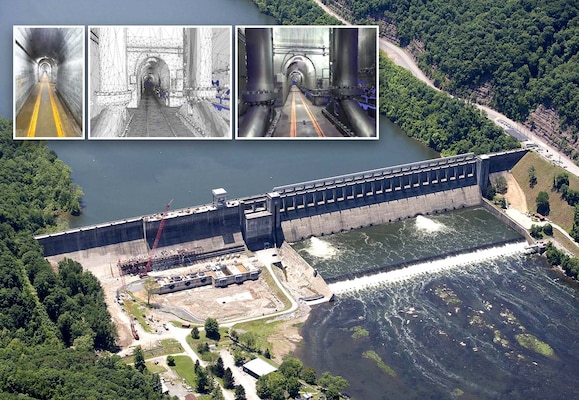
[205,317,220,340]
[0,119,163,398]
[379,53,520,156]
[485,185,497,200]
[133,346,146,373]
[536,191,551,215]
[554,172,570,191]
[213,356,225,378]
[143,277,160,307]
[166,355,175,366]
[195,366,210,393]
[223,367,235,389]
[191,326,200,339]
[528,165,537,188]
[210,386,225,400]
[234,384,247,400]
[530,224,543,239]
[301,366,317,384]
[278,356,303,379]
[495,176,508,194]
[318,372,348,396]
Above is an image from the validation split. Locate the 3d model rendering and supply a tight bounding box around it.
[89,26,231,139]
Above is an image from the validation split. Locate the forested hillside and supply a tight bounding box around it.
[327,0,579,158]
[0,118,168,399]
[379,54,520,155]
[253,0,340,24]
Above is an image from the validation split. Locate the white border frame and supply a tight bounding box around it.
[13,25,86,140]
[235,24,379,141]
[88,25,233,141]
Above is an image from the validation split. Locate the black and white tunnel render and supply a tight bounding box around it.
[89,26,231,139]
[237,26,378,139]
[14,26,84,139]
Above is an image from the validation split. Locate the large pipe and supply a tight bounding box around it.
[326,28,376,137]
[245,28,275,95]
[240,105,271,138]
[341,99,376,138]
[333,28,358,90]
[239,28,277,137]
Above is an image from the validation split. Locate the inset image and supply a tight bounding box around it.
[13,26,85,139]
[89,26,231,139]
[237,26,377,139]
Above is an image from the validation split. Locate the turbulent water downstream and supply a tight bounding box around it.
[293,208,579,400]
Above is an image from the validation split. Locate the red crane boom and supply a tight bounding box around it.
[140,199,173,277]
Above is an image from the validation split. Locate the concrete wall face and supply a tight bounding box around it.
[56,28,84,126]
[281,186,482,242]
[13,30,38,114]
[36,153,523,260]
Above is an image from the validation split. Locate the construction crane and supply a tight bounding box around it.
[140,199,174,278]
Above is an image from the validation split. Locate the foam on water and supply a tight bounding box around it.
[329,241,528,294]
[415,215,446,233]
[305,237,339,259]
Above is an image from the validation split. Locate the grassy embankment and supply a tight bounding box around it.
[510,151,579,257]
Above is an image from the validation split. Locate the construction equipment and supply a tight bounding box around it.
[140,199,174,278]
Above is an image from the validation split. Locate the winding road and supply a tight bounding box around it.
[313,0,579,178]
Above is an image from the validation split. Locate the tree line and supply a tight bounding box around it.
[252,0,341,25]
[0,118,167,399]
[379,53,520,155]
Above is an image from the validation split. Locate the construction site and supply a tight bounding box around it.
[38,189,332,348]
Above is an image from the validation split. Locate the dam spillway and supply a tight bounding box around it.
[35,149,528,270]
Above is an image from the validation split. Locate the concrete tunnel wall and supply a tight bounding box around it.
[13,32,38,114]
[56,28,84,126]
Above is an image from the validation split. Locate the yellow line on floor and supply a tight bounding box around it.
[47,82,64,137]
[298,90,325,137]
[27,79,43,137]
[290,89,296,137]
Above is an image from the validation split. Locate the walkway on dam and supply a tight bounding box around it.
[273,86,342,138]
[125,89,193,138]
[15,75,82,138]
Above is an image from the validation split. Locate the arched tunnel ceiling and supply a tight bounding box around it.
[272,27,329,48]
[15,27,69,63]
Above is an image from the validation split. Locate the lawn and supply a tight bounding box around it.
[511,151,578,232]
[170,355,197,387]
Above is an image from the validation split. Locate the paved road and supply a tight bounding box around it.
[312,0,579,177]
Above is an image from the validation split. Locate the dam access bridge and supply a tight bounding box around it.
[36,149,527,271]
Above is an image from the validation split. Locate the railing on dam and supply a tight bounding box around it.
[273,153,477,194]
[272,153,479,214]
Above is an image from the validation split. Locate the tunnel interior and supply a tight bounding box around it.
[237,26,377,138]
[14,26,84,127]
[89,26,231,138]
[137,56,171,104]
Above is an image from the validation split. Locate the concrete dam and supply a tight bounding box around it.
[35,149,527,274]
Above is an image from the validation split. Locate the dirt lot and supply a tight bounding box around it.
[47,242,332,361]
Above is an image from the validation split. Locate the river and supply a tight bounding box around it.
[293,210,579,400]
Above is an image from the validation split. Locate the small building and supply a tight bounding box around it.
[242,358,277,379]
